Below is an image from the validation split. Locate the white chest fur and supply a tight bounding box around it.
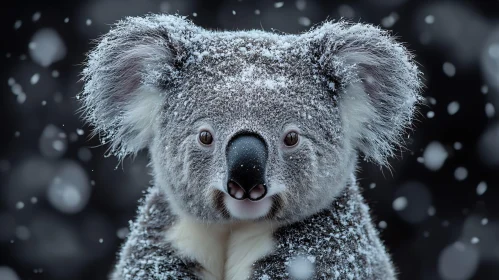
[165,217,276,280]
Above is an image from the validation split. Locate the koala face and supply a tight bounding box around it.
[81,15,421,224]
[150,41,354,222]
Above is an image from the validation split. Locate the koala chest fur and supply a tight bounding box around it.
[81,14,422,280]
[111,177,396,280]
[166,217,275,280]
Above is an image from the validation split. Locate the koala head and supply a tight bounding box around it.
[81,15,421,224]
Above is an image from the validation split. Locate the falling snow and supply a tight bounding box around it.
[382,13,399,28]
[0,266,20,280]
[274,2,284,8]
[478,123,499,167]
[16,226,30,241]
[29,28,67,66]
[428,206,436,216]
[298,17,311,27]
[427,96,437,105]
[476,181,487,196]
[379,221,387,229]
[30,73,40,85]
[13,20,22,29]
[393,196,408,211]
[454,167,468,181]
[438,242,479,280]
[338,5,355,18]
[442,62,456,77]
[39,124,68,158]
[46,161,90,214]
[425,15,435,24]
[116,227,130,239]
[447,101,460,115]
[32,12,41,22]
[423,141,448,171]
[15,201,24,210]
[296,0,306,11]
[481,85,489,94]
[485,103,495,118]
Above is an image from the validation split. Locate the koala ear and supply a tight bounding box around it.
[306,21,423,165]
[79,15,199,159]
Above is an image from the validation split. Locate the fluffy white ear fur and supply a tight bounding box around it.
[307,22,423,165]
[80,15,198,159]
[339,83,376,153]
[120,86,163,156]
[107,42,174,156]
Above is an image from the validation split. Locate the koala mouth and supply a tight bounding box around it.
[213,188,284,221]
[223,194,273,220]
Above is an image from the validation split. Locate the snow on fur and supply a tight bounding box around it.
[80,15,199,158]
[112,176,394,279]
[80,14,422,280]
[80,14,422,164]
[251,175,394,279]
[110,187,200,279]
[306,22,423,165]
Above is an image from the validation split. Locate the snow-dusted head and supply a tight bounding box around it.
[80,15,422,224]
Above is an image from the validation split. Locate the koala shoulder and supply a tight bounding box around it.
[251,175,396,280]
[111,187,200,280]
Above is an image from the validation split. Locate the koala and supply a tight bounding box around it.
[80,14,422,280]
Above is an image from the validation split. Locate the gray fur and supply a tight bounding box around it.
[111,176,394,279]
[80,14,422,279]
[110,188,199,279]
[251,175,395,279]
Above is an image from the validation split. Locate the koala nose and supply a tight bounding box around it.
[226,134,268,201]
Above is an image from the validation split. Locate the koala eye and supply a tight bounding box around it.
[284,131,299,147]
[199,130,213,145]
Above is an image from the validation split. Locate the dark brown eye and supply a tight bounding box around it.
[199,130,213,145]
[284,131,299,147]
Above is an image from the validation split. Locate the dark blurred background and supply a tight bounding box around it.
[1,0,499,279]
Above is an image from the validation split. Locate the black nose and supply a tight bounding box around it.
[226,133,268,201]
